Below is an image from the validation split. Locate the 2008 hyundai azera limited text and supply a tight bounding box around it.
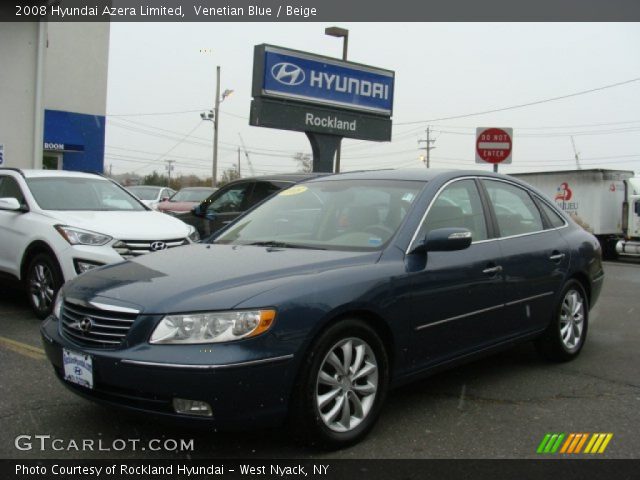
[41,169,604,448]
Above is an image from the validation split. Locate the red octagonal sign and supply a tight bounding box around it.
[475,127,513,164]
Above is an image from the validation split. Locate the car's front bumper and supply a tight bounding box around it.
[40,317,296,429]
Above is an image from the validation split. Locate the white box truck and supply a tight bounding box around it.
[511,169,640,259]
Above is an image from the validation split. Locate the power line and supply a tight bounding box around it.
[395,76,640,126]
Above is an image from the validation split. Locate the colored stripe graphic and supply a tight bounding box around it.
[538,433,613,454]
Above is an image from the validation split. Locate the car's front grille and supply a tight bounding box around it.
[59,301,137,348]
[113,238,188,258]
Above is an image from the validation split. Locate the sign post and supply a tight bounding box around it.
[475,127,513,173]
[250,44,394,172]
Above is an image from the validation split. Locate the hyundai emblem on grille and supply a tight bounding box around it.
[150,241,167,251]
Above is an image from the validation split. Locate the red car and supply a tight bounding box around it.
[156,187,217,215]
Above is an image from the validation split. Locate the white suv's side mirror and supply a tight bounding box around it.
[0,197,23,211]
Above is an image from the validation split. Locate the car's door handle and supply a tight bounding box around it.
[482,265,503,275]
[549,253,566,262]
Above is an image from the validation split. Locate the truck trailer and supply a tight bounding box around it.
[511,169,640,259]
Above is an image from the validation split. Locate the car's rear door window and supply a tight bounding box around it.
[482,180,544,237]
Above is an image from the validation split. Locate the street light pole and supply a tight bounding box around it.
[212,65,221,188]
[324,26,349,173]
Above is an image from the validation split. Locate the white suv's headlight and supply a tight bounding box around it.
[55,225,112,246]
[150,309,276,344]
[187,225,200,243]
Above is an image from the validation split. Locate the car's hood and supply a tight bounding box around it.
[63,244,379,313]
[40,210,191,240]
[157,201,195,212]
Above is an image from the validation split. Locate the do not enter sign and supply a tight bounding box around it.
[475,127,513,165]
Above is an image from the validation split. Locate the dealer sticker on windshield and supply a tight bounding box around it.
[63,349,93,389]
[279,185,308,196]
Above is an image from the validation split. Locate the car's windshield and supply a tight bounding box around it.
[27,177,146,211]
[170,188,215,202]
[214,179,425,251]
[128,186,161,200]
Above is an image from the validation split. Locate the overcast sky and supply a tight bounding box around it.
[105,22,640,179]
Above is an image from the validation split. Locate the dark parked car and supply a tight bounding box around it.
[156,186,217,215]
[41,169,603,448]
[179,173,323,237]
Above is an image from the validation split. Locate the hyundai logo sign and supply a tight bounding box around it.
[150,241,167,251]
[254,45,394,116]
[271,62,305,86]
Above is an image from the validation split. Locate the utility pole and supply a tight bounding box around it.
[165,159,175,186]
[418,126,436,168]
[237,146,241,176]
[570,136,582,170]
[212,65,221,188]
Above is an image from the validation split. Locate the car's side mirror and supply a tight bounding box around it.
[161,196,169,202]
[425,228,472,252]
[192,205,203,217]
[0,197,24,212]
[410,227,472,254]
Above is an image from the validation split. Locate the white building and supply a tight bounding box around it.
[0,22,110,171]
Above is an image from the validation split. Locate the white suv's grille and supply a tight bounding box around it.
[113,238,188,258]
[59,301,137,348]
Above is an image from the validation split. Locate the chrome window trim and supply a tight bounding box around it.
[406,176,480,253]
[406,176,570,254]
[120,354,294,370]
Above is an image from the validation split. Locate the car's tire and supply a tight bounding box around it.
[289,319,389,450]
[535,280,589,362]
[25,253,63,319]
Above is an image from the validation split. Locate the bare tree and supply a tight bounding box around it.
[293,152,312,173]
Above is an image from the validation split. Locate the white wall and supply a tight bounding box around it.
[0,22,110,170]
[45,23,110,115]
[0,23,38,169]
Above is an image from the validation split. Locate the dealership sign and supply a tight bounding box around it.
[43,142,84,152]
[253,45,395,116]
[250,99,392,141]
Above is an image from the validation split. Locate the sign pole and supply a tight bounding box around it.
[305,132,341,173]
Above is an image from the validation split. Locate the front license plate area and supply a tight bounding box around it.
[63,349,93,389]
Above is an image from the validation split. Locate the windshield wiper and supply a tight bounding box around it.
[244,241,326,250]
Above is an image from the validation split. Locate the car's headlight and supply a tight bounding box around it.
[187,225,200,243]
[53,292,63,320]
[149,309,276,344]
[55,225,112,246]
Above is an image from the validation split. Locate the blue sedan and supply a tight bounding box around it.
[41,169,604,448]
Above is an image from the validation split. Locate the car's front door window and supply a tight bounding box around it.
[417,179,488,242]
[207,183,252,214]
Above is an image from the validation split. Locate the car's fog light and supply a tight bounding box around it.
[172,398,212,417]
[73,259,104,275]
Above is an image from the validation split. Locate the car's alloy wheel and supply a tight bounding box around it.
[26,254,63,319]
[290,319,388,449]
[315,337,379,433]
[559,289,585,352]
[535,279,588,362]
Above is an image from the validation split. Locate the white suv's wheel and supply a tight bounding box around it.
[26,253,63,319]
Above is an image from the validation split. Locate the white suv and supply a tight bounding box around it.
[0,169,199,318]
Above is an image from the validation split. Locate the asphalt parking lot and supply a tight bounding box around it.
[1,260,638,459]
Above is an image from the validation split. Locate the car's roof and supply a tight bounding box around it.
[179,186,216,190]
[7,169,105,180]
[228,172,329,184]
[128,185,164,189]
[305,168,512,182]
